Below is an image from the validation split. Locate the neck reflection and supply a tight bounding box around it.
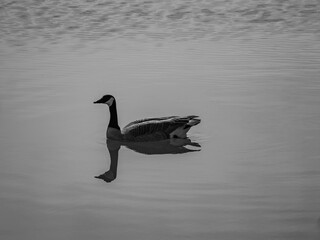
[95,138,201,183]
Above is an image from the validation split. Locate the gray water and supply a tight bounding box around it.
[1,0,320,239]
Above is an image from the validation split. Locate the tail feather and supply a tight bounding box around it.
[187,118,201,127]
[187,115,199,119]
[170,116,200,138]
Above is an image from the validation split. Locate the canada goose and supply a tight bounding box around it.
[94,94,201,142]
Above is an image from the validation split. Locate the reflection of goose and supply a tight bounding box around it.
[95,140,120,183]
[95,138,201,183]
[124,138,201,155]
[94,95,200,142]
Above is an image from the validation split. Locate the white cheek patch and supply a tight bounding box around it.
[106,97,114,106]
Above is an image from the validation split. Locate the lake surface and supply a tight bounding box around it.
[1,0,320,239]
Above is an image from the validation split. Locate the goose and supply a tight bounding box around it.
[94,94,201,142]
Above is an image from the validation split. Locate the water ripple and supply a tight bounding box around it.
[1,0,320,47]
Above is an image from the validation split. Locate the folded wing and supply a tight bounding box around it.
[122,115,200,141]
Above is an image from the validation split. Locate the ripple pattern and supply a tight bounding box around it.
[0,0,320,46]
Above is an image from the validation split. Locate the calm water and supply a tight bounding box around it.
[1,0,320,239]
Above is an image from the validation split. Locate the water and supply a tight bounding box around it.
[1,0,320,239]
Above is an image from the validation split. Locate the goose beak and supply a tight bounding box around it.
[94,99,103,104]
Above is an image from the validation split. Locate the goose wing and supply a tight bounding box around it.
[123,116,177,130]
[122,115,199,140]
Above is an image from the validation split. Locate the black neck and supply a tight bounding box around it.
[108,101,120,130]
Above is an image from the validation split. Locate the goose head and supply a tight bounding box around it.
[94,95,115,106]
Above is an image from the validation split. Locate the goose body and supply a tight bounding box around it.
[94,95,200,142]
